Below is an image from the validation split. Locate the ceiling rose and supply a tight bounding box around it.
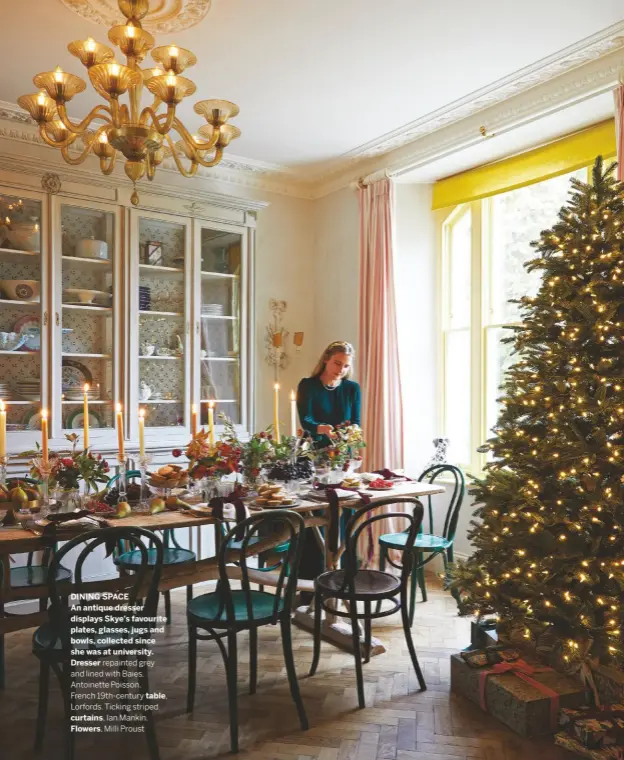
[59,0,211,33]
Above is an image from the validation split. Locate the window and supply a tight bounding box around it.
[440,168,588,472]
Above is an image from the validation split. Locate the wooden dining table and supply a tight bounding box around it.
[0,479,444,681]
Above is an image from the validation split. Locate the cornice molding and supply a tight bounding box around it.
[1,20,623,201]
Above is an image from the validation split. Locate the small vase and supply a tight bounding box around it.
[56,487,81,513]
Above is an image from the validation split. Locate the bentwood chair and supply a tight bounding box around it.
[0,479,72,689]
[378,465,465,623]
[110,470,196,623]
[309,497,427,709]
[32,527,164,760]
[187,510,308,753]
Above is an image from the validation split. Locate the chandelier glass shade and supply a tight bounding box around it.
[18,0,240,204]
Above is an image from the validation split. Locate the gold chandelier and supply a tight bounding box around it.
[18,0,240,204]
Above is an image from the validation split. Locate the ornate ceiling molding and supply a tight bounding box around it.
[58,0,211,33]
[2,19,624,200]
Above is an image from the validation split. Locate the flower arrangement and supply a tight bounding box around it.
[173,428,242,481]
[219,414,275,484]
[314,422,366,470]
[27,434,110,492]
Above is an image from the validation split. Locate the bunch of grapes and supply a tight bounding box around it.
[267,457,314,482]
[103,483,142,505]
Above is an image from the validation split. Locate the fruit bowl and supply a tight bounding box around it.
[148,465,189,490]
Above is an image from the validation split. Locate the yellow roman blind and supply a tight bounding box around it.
[432,119,617,210]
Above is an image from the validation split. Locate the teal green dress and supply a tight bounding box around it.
[296,376,361,447]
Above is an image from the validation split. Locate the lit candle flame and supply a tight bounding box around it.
[86,37,96,52]
[0,400,5,413]
[290,390,296,401]
[41,408,48,420]
[54,66,64,83]
[116,402,122,413]
[37,91,46,106]
[169,45,179,58]
[139,408,145,420]
[274,383,280,391]
[110,63,120,77]
[84,383,89,392]
[208,400,215,409]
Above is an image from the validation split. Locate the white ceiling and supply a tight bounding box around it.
[0,0,623,175]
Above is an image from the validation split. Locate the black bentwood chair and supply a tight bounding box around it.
[187,510,308,753]
[309,497,427,709]
[31,527,164,760]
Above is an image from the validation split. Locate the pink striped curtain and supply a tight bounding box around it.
[357,177,404,564]
[614,85,624,180]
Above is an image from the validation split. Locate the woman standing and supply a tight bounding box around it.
[296,341,362,592]
[297,341,361,447]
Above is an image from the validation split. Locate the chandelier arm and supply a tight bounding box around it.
[146,151,155,181]
[173,117,219,151]
[141,104,176,135]
[194,146,224,168]
[165,133,199,178]
[99,151,118,176]
[56,103,112,135]
[39,125,78,150]
[60,137,95,166]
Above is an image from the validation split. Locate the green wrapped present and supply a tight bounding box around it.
[450,652,586,738]
[555,731,624,759]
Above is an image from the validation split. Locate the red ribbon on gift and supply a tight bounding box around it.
[478,659,560,731]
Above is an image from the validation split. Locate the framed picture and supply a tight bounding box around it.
[145,241,163,266]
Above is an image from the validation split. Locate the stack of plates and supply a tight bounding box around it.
[16,379,40,401]
[0,382,12,400]
[63,386,101,402]
[139,286,151,311]
[202,303,224,317]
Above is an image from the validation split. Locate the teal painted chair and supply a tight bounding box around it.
[31,527,164,759]
[0,477,72,689]
[109,470,196,623]
[187,510,308,753]
[378,464,465,624]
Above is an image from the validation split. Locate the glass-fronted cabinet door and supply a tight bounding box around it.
[128,209,191,444]
[50,197,121,447]
[192,220,248,432]
[0,187,48,452]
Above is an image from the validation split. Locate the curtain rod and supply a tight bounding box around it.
[349,168,391,190]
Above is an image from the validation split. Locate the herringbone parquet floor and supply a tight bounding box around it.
[0,580,569,760]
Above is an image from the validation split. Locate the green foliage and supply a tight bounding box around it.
[451,157,624,667]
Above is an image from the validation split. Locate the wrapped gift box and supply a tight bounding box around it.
[559,706,624,750]
[450,652,586,738]
[555,732,624,759]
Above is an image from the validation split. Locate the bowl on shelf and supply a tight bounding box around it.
[0,279,40,302]
[75,238,108,260]
[0,332,27,351]
[63,288,108,305]
[3,220,40,252]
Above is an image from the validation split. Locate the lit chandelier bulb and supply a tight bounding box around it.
[169,45,179,58]
[110,63,120,77]
[37,91,46,106]
[54,66,64,83]
[86,37,96,52]
[98,132,108,144]
[127,24,136,38]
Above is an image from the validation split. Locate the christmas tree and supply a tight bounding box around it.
[453,157,624,667]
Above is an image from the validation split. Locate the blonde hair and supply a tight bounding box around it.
[311,341,355,379]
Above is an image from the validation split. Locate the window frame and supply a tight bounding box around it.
[437,166,592,476]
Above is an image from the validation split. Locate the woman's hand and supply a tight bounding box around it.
[317,424,333,436]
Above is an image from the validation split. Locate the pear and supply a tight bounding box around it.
[10,487,28,505]
[115,501,132,518]
[0,487,8,503]
[25,487,40,501]
[149,497,166,515]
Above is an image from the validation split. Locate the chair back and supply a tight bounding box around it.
[215,510,305,626]
[418,464,465,541]
[45,527,164,652]
[343,496,424,592]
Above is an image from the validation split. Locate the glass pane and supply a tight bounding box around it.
[485,326,516,439]
[0,193,43,432]
[490,169,586,324]
[444,329,471,465]
[200,228,242,426]
[138,217,186,428]
[61,205,115,431]
[448,210,471,329]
